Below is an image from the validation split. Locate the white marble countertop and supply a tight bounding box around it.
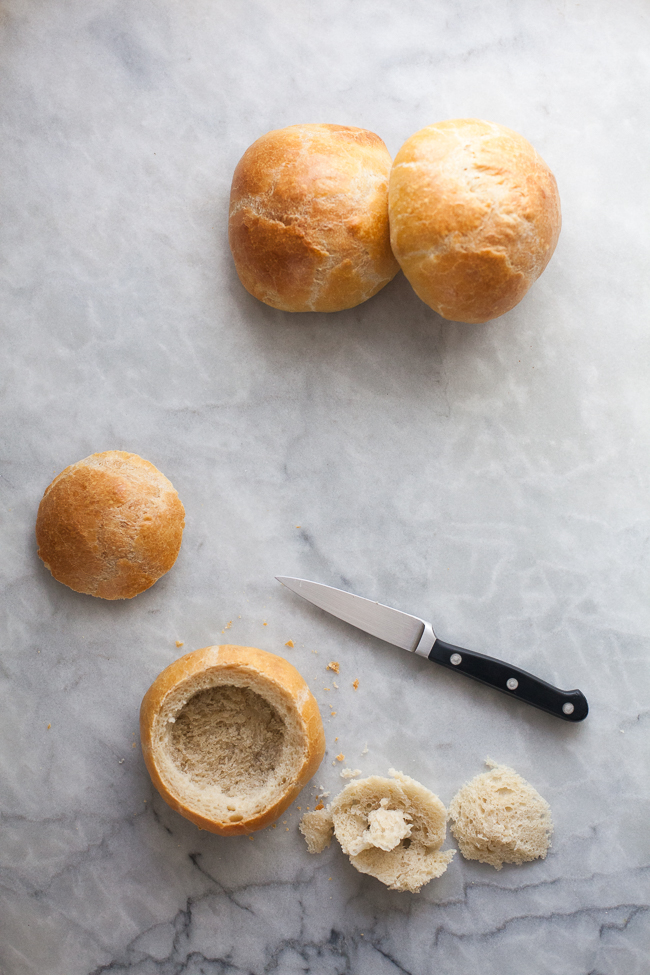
[1,1,649,972]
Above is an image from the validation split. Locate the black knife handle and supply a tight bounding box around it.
[428,638,589,721]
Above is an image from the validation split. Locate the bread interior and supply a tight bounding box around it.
[153,667,307,824]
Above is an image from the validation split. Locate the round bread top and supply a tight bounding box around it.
[389,118,561,323]
[140,645,326,835]
[35,450,185,599]
[229,123,399,312]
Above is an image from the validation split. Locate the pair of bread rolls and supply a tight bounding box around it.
[229,120,561,324]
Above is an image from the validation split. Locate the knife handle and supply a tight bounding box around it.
[428,639,589,721]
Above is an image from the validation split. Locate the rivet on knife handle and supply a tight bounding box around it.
[429,638,589,722]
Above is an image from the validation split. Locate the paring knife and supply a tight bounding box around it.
[276,576,589,722]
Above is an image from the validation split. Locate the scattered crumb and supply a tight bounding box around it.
[263,622,268,626]
[333,681,339,688]
[248,836,254,841]
[296,525,300,528]
[353,679,359,690]
[286,828,289,832]
[225,621,232,630]
[336,753,345,762]
[132,743,137,749]
[285,640,294,648]
[321,791,330,798]
[330,711,337,717]
[118,759,124,764]
[362,743,369,755]
[311,649,318,655]
[340,768,361,779]
[298,807,302,811]
[315,803,324,811]
[272,824,277,828]
[47,723,51,730]
[323,687,331,691]
[175,641,184,648]
[327,661,340,673]
[283,821,287,825]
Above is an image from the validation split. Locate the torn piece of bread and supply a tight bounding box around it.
[300,769,454,892]
[140,645,325,835]
[448,759,553,869]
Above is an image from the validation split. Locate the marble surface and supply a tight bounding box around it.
[1,1,649,972]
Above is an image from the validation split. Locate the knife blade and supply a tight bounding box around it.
[276,576,588,722]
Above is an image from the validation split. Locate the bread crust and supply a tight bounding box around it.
[389,119,561,323]
[229,123,399,312]
[35,451,185,599]
[140,645,326,835]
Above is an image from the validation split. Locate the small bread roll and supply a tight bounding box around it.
[300,769,454,892]
[228,123,399,312]
[389,119,561,323]
[448,760,553,869]
[140,645,326,835]
[35,451,184,599]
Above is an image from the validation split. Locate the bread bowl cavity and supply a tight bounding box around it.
[140,646,326,835]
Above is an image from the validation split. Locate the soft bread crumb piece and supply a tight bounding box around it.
[353,679,359,690]
[335,753,345,762]
[299,807,334,853]
[327,662,340,673]
[448,759,553,870]
[347,800,412,855]
[299,769,454,893]
[340,768,362,779]
[285,640,294,648]
[175,641,184,648]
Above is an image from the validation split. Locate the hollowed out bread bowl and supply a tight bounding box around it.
[228,123,399,312]
[140,645,326,835]
[389,119,561,323]
[35,451,185,599]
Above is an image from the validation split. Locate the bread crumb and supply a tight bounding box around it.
[449,759,553,870]
[118,759,124,764]
[327,661,340,673]
[323,687,330,691]
[248,836,254,841]
[333,681,339,689]
[340,768,361,779]
[315,803,324,810]
[263,622,267,626]
[47,723,51,730]
[225,621,232,630]
[336,753,345,762]
[285,640,294,648]
[175,641,184,648]
[362,743,369,754]
[132,742,136,749]
[330,711,337,717]
[353,679,359,690]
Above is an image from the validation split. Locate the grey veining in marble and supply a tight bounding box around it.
[1,1,649,972]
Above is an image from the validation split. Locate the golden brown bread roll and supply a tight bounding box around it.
[389,119,561,323]
[35,450,185,599]
[228,123,400,312]
[140,645,326,835]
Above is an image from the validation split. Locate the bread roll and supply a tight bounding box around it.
[228,123,399,312]
[448,760,553,869]
[389,119,561,323]
[140,645,326,835]
[35,451,184,599]
[300,769,454,892]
